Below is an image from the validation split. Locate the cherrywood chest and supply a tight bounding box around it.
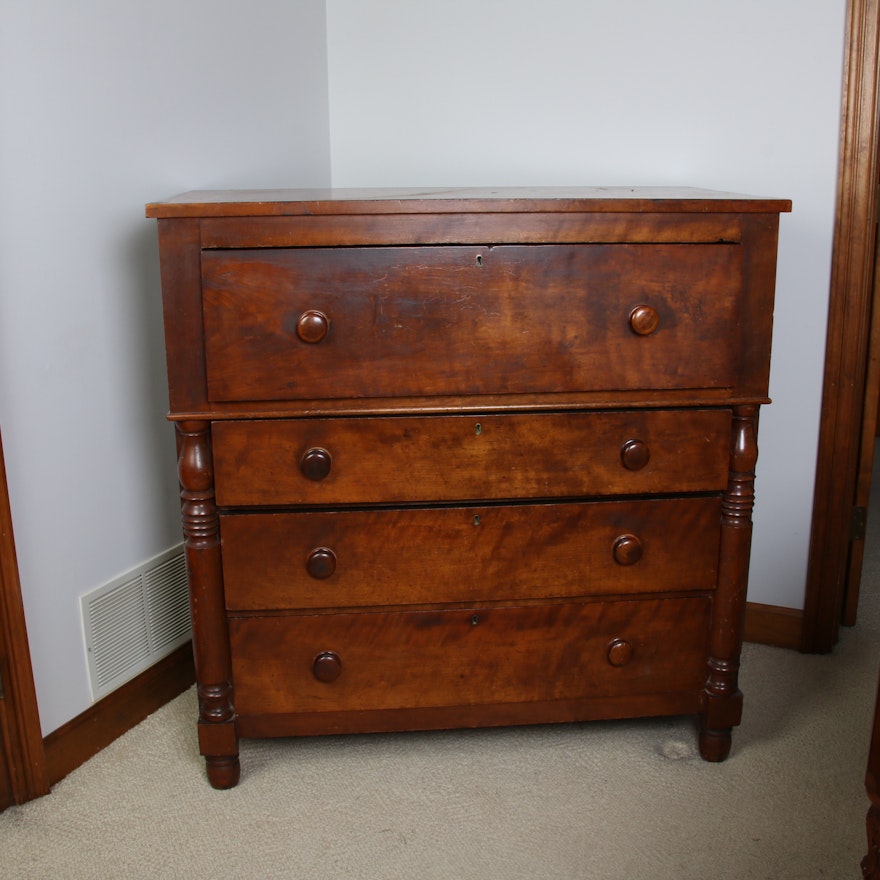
[146,187,790,788]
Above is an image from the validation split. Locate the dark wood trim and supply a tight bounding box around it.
[44,642,194,787]
[744,601,803,651]
[804,0,880,653]
[0,430,50,805]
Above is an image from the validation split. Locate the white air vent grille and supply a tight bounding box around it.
[82,545,190,699]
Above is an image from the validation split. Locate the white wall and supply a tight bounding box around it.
[0,0,331,734]
[325,0,846,608]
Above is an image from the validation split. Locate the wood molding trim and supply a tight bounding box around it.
[744,601,803,652]
[43,642,194,787]
[0,431,49,804]
[803,0,880,653]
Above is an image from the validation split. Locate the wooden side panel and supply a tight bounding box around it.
[156,219,208,413]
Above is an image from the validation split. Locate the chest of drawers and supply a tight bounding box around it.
[147,187,789,789]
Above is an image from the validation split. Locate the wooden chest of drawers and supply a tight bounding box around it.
[147,187,789,788]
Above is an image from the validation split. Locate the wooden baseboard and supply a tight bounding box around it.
[43,642,194,787]
[744,601,803,651]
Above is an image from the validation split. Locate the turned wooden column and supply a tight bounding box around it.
[177,420,239,789]
[699,404,758,761]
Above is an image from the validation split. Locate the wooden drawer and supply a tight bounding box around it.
[228,597,712,716]
[201,244,743,403]
[221,497,722,611]
[212,408,731,506]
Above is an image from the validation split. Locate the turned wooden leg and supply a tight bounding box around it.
[700,405,757,761]
[699,716,736,762]
[178,421,240,789]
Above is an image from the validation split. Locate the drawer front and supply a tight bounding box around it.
[201,244,743,403]
[221,497,722,611]
[228,597,712,716]
[212,408,731,506]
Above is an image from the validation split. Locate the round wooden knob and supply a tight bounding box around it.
[312,651,343,683]
[613,534,643,566]
[620,439,650,471]
[296,310,330,344]
[607,638,634,667]
[306,547,337,579]
[300,447,332,481]
[629,305,660,336]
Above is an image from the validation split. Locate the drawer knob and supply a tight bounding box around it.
[301,447,332,481]
[313,651,343,683]
[607,638,634,667]
[620,439,650,471]
[629,305,660,336]
[307,547,337,579]
[296,309,330,344]
[613,534,643,566]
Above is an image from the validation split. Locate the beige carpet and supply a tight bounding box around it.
[3,560,878,877]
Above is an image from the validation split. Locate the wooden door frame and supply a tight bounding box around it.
[804,0,880,653]
[0,428,49,804]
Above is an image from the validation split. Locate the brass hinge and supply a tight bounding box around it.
[852,505,868,541]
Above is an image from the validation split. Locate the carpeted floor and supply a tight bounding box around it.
[2,532,878,878]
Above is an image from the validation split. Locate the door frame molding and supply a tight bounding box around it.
[804,0,880,652]
[0,429,49,804]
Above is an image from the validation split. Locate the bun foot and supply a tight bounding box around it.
[698,726,732,762]
[205,755,241,789]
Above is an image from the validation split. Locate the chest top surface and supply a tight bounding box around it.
[146,186,791,218]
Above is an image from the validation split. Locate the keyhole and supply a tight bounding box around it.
[476,254,483,267]
[475,423,482,435]
[474,514,481,526]
[471,615,480,626]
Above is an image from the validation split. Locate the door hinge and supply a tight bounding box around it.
[0,666,5,700]
[852,505,868,541]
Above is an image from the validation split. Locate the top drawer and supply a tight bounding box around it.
[201,244,743,403]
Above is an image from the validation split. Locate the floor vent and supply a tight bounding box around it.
[81,545,190,700]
